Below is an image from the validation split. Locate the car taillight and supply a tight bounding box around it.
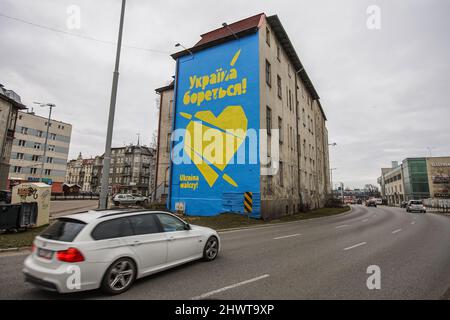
[31,243,36,253]
[56,247,85,263]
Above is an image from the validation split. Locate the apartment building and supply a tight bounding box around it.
[65,153,94,192]
[156,13,330,219]
[0,84,26,190]
[88,144,156,197]
[8,110,72,193]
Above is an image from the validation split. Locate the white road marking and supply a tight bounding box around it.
[392,229,402,234]
[335,224,349,229]
[343,242,367,251]
[273,233,301,240]
[191,274,270,300]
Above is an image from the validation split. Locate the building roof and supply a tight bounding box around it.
[155,81,174,93]
[169,13,326,119]
[0,85,27,110]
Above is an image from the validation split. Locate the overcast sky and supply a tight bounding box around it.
[1,0,449,188]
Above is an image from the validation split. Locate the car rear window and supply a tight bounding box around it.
[40,218,86,242]
[411,201,422,205]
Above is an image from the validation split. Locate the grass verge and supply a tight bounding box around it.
[0,226,48,250]
[184,206,351,230]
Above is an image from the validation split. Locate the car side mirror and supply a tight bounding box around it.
[184,223,191,230]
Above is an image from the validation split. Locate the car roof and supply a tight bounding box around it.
[61,209,173,224]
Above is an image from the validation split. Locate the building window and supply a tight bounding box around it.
[34,143,41,149]
[18,140,26,147]
[50,133,56,140]
[277,75,282,98]
[276,45,281,61]
[266,106,272,135]
[278,117,283,143]
[166,133,171,152]
[267,176,273,195]
[16,153,24,160]
[265,60,271,87]
[14,166,21,173]
[266,27,270,46]
[279,161,284,187]
[32,155,39,161]
[47,157,53,163]
[30,168,37,174]
[37,130,43,137]
[44,169,51,175]
[48,145,55,152]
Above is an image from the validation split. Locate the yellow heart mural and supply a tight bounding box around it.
[182,105,248,188]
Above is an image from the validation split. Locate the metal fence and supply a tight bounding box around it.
[51,194,100,201]
[423,198,450,213]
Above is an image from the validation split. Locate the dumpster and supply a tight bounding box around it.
[12,183,51,227]
[0,204,21,231]
[19,202,38,228]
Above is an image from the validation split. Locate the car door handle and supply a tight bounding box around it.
[131,240,141,246]
[168,236,175,242]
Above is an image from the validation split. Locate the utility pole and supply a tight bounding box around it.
[99,0,126,210]
[33,102,55,183]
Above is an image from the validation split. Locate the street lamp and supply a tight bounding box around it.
[33,102,55,183]
[175,43,194,56]
[222,22,239,40]
[330,168,337,196]
[99,0,126,210]
[328,142,337,147]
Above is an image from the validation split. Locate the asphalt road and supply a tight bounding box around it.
[1,205,449,300]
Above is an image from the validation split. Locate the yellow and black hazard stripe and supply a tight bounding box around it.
[244,192,253,213]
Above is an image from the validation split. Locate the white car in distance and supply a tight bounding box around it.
[23,210,220,294]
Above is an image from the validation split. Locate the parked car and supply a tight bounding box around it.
[113,194,148,206]
[0,190,11,204]
[406,200,426,213]
[23,210,220,294]
[400,201,408,208]
[131,194,150,204]
[374,198,383,205]
[356,199,363,205]
[365,199,377,207]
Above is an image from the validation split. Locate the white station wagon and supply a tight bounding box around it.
[23,210,220,294]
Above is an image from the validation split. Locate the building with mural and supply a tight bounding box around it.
[155,13,331,219]
[378,156,450,205]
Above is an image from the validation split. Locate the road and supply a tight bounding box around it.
[0,205,449,299]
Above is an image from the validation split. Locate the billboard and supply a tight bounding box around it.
[170,33,260,217]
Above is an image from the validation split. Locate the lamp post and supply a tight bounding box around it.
[33,102,55,183]
[99,0,126,210]
[330,168,337,197]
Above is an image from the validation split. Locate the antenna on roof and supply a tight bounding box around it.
[222,22,239,40]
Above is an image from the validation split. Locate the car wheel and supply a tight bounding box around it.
[101,258,136,295]
[114,201,120,206]
[203,236,219,261]
[136,201,141,206]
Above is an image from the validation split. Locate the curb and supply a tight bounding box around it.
[0,246,31,254]
[217,206,353,233]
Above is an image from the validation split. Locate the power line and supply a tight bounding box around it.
[0,12,170,55]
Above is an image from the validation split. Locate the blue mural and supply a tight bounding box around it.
[169,32,261,217]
